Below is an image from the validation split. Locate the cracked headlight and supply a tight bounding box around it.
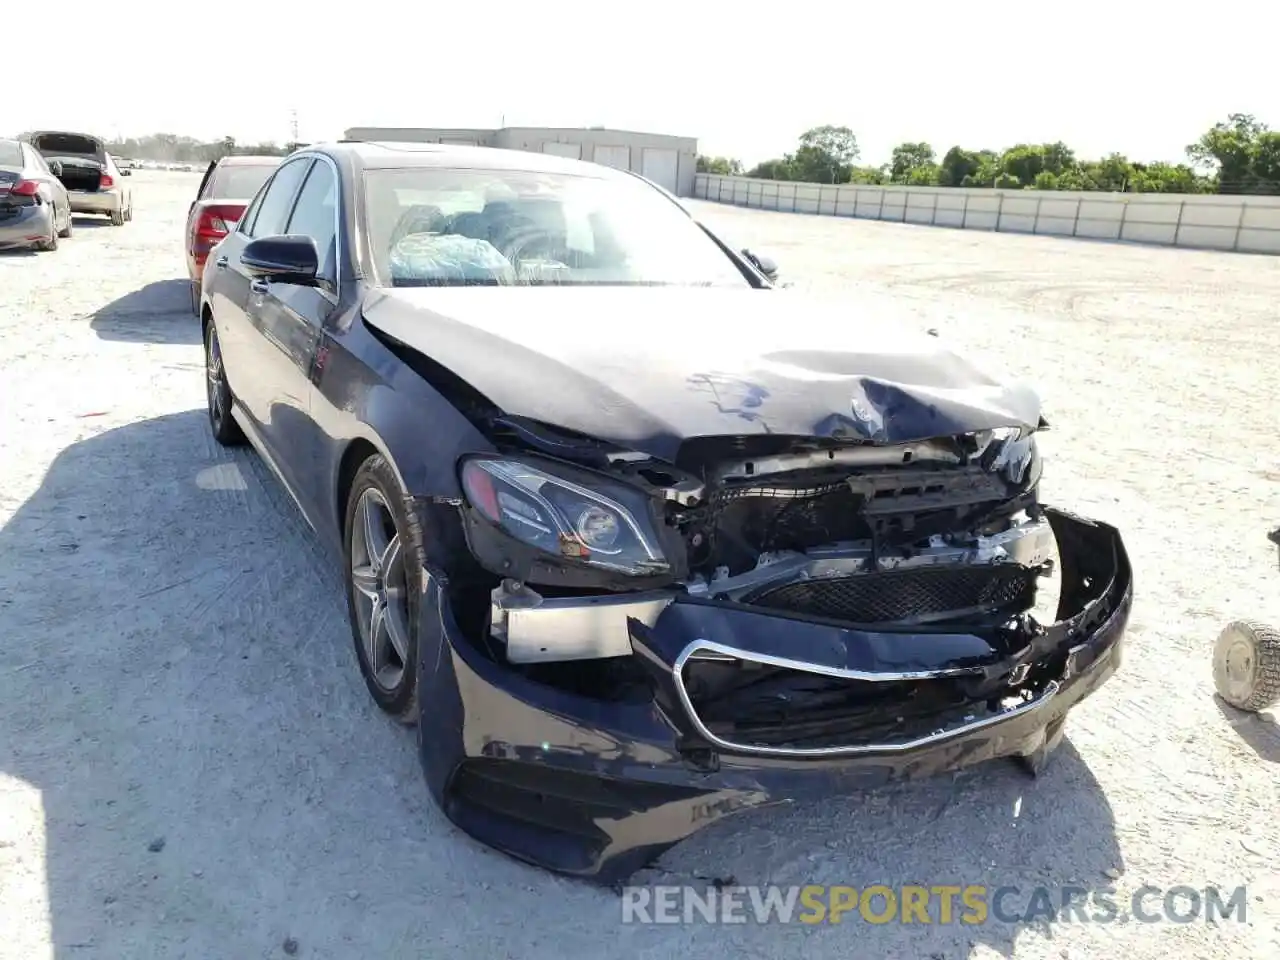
[459,456,669,576]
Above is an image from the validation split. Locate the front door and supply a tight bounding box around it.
[244,158,340,516]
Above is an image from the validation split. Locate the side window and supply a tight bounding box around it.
[242,158,311,239]
[237,184,266,237]
[284,161,339,283]
[24,145,49,174]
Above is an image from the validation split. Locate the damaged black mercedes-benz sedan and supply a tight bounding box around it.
[198,140,1132,885]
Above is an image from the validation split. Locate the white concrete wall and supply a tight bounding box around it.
[694,174,1280,254]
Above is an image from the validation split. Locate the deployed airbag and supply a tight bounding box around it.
[389,233,516,286]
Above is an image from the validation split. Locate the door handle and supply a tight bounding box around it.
[215,255,228,268]
[249,278,269,294]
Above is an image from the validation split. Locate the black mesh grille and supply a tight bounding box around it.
[685,665,999,751]
[745,564,1037,624]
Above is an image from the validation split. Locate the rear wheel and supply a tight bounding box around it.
[57,206,72,239]
[109,206,125,226]
[40,213,58,251]
[204,319,244,446]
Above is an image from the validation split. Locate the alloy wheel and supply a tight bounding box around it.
[349,488,412,692]
[205,326,226,430]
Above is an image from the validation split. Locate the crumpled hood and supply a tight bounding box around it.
[362,286,1042,461]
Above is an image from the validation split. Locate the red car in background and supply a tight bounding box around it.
[185,154,282,314]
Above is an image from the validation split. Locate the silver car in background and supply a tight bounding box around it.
[0,138,73,251]
[24,131,133,226]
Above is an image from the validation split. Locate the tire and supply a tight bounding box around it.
[40,213,58,251]
[110,206,125,226]
[343,455,422,723]
[1213,620,1280,712]
[204,319,245,446]
[124,203,133,222]
[57,207,73,239]
[189,280,201,318]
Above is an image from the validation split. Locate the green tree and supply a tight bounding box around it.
[939,146,982,186]
[889,142,936,184]
[849,165,888,184]
[697,155,743,176]
[745,157,795,180]
[1187,113,1267,193]
[1082,153,1134,191]
[791,125,859,183]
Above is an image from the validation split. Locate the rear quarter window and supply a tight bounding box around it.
[0,141,22,166]
[209,164,278,200]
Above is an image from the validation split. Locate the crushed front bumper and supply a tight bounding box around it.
[415,507,1132,885]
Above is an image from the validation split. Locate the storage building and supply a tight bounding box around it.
[342,126,698,197]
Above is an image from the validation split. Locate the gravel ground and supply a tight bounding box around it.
[1,174,1278,960]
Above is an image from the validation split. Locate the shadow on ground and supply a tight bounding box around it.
[0,411,1122,958]
[89,279,199,345]
[1214,698,1280,763]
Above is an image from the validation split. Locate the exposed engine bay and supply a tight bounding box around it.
[456,414,1054,667]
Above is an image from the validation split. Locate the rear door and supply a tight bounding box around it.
[207,156,312,436]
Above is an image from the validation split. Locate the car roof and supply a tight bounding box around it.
[316,140,624,179]
[216,154,283,166]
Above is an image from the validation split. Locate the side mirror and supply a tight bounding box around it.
[48,160,63,177]
[742,248,779,283]
[241,235,320,286]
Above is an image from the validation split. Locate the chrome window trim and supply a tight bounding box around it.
[282,151,344,291]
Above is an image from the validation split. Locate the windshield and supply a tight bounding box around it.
[209,163,279,200]
[364,167,749,288]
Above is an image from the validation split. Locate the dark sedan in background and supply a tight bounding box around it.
[0,138,72,251]
[198,142,1133,883]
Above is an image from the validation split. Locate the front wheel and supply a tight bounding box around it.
[343,455,421,723]
[1213,620,1280,712]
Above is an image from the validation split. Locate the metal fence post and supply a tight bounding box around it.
[877,188,886,220]
[792,183,798,213]
[850,188,860,219]
[1032,195,1043,234]
[1117,198,1129,241]
[902,191,910,222]
[1172,199,1186,246]
[995,193,1005,232]
[930,192,939,225]
[1072,197,1081,237]
[1232,200,1248,251]
[961,192,969,229]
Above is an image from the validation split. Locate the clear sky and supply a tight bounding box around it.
[10,1,1276,168]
